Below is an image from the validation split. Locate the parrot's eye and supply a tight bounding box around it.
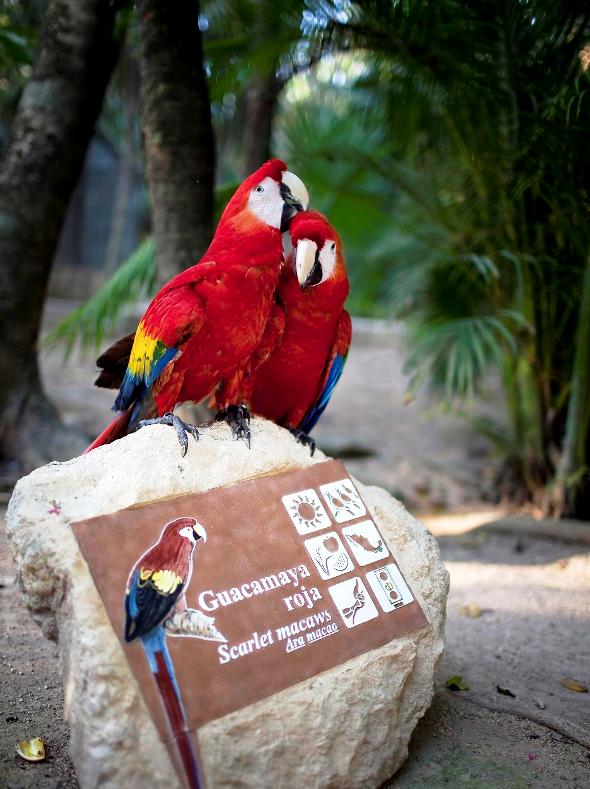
[330,242,336,252]
[247,175,283,228]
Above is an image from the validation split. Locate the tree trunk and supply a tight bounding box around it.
[104,42,141,275]
[137,0,215,284]
[0,0,123,474]
[553,256,590,517]
[244,71,282,174]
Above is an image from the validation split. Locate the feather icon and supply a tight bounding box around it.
[345,532,383,553]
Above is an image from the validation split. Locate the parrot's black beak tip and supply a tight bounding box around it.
[192,528,202,542]
[280,183,304,232]
[301,255,323,290]
[280,201,303,232]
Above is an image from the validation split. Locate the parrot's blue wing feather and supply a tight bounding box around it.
[298,311,351,435]
[114,345,179,412]
[299,352,348,434]
[125,569,184,643]
[127,569,140,618]
[147,346,179,386]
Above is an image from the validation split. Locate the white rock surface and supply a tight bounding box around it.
[6,418,449,788]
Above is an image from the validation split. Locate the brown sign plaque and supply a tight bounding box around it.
[72,460,428,787]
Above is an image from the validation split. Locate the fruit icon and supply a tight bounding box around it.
[323,536,339,553]
[320,479,367,523]
[308,532,351,577]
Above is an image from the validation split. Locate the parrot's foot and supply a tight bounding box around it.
[138,412,199,457]
[216,404,251,448]
[289,428,316,457]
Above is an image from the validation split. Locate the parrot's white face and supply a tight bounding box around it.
[178,522,207,543]
[248,171,309,230]
[317,239,337,283]
[248,176,285,229]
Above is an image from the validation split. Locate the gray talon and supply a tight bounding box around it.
[289,428,316,457]
[138,412,199,457]
[216,404,252,448]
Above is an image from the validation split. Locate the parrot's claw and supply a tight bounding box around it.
[289,428,316,457]
[138,412,199,457]
[216,404,252,448]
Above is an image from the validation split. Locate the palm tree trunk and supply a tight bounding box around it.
[553,257,590,517]
[244,71,281,173]
[103,43,140,275]
[136,0,215,284]
[0,0,123,473]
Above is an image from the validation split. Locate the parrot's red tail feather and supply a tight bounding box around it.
[83,405,134,454]
[153,652,202,789]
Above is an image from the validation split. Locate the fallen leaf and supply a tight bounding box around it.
[561,679,588,693]
[16,737,46,762]
[460,603,482,618]
[445,675,469,691]
[497,685,516,697]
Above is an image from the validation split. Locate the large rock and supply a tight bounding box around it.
[6,418,449,788]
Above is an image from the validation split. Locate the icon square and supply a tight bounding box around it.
[304,532,353,580]
[320,478,366,523]
[365,563,414,613]
[341,520,390,566]
[282,489,332,535]
[328,577,378,628]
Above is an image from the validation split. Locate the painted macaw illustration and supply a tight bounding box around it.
[86,160,308,455]
[239,211,351,454]
[124,517,207,789]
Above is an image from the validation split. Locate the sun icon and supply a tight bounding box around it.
[289,493,325,530]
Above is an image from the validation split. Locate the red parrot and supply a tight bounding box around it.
[85,160,308,455]
[237,211,351,454]
[125,517,207,789]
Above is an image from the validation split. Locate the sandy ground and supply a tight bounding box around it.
[1,310,589,786]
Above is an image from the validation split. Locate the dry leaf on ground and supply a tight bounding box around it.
[561,678,588,693]
[16,737,46,762]
[460,603,482,618]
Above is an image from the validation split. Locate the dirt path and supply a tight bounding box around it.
[0,507,77,788]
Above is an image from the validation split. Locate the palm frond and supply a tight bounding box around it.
[42,237,156,357]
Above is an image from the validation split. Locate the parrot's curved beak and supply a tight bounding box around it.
[192,522,207,542]
[279,171,308,232]
[295,238,322,289]
[279,183,303,232]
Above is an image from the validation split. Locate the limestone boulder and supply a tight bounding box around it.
[6,418,449,788]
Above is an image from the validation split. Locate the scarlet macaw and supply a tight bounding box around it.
[86,160,308,454]
[238,211,351,454]
[125,517,207,789]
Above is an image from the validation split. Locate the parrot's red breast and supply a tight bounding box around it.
[241,211,351,432]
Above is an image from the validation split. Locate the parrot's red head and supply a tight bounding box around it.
[218,159,309,238]
[289,211,349,299]
[159,517,207,546]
